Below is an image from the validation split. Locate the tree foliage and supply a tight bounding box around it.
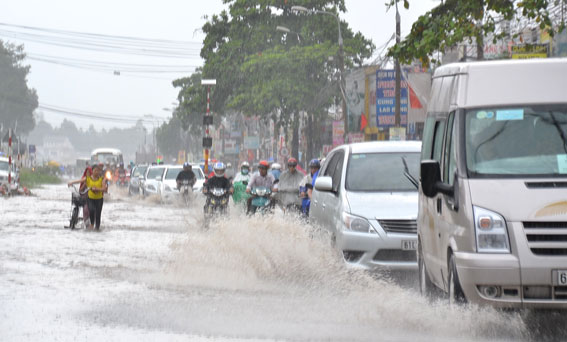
[0,41,38,134]
[175,0,373,127]
[387,0,565,66]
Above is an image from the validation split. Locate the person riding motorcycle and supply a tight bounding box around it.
[301,158,321,217]
[176,162,196,190]
[232,161,251,204]
[114,163,127,186]
[203,162,233,194]
[270,163,282,181]
[246,160,277,214]
[275,157,304,213]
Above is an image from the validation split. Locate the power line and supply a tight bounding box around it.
[39,103,168,124]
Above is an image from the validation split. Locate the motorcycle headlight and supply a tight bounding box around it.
[342,212,372,233]
[211,199,217,204]
[474,206,510,253]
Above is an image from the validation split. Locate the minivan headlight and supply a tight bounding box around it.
[474,206,510,253]
[342,212,372,233]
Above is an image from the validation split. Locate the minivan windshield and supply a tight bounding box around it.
[345,152,420,191]
[466,105,567,177]
[147,167,165,179]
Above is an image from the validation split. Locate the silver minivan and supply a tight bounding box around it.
[311,141,421,270]
[419,59,567,308]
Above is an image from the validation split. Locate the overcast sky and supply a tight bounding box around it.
[0,0,438,131]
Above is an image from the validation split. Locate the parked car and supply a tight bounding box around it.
[310,141,421,271]
[159,165,205,202]
[128,165,148,196]
[142,165,166,196]
[418,58,567,308]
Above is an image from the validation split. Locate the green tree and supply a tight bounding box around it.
[388,0,565,66]
[0,41,38,134]
[177,0,373,161]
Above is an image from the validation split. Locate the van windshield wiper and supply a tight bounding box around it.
[402,156,419,189]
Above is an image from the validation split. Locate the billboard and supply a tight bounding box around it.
[376,69,408,129]
[332,121,344,146]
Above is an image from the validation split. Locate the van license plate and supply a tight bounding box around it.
[559,270,567,285]
[402,240,417,251]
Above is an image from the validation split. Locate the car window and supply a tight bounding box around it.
[443,112,456,185]
[323,152,340,177]
[432,119,446,164]
[165,168,182,180]
[331,151,344,192]
[147,167,165,179]
[193,167,204,179]
[346,152,421,191]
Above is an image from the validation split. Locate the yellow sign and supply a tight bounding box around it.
[511,44,549,59]
[177,150,186,164]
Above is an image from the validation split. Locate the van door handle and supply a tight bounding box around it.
[436,198,442,214]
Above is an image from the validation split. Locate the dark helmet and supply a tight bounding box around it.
[183,162,191,169]
[309,158,321,168]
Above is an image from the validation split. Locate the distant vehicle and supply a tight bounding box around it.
[418,58,567,308]
[310,141,421,271]
[142,164,166,196]
[128,164,148,196]
[91,148,123,166]
[0,156,19,191]
[159,165,205,202]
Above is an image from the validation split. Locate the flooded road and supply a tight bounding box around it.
[0,184,562,341]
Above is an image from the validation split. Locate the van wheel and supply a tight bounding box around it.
[448,254,467,305]
[418,243,436,298]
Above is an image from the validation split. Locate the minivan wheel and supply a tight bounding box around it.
[448,254,467,305]
[418,243,436,298]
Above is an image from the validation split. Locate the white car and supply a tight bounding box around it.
[159,165,205,202]
[310,141,421,271]
[0,156,19,191]
[142,165,167,196]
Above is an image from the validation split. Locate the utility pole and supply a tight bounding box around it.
[394,1,401,128]
[201,79,216,174]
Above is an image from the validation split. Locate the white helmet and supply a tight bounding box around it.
[271,163,281,170]
[240,161,250,174]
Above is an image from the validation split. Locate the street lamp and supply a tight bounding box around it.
[291,5,347,142]
[276,25,302,43]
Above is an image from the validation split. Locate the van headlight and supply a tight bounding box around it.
[342,212,372,233]
[474,206,510,253]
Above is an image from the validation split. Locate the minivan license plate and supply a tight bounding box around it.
[559,270,567,285]
[402,240,417,251]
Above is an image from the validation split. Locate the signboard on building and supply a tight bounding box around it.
[224,139,239,154]
[244,136,260,150]
[332,121,344,146]
[511,43,549,59]
[376,69,408,129]
[347,133,365,143]
[389,127,406,141]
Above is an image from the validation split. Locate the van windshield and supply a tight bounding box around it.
[345,152,420,191]
[466,105,567,177]
[147,167,165,179]
[165,168,182,180]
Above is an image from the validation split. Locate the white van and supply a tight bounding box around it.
[311,141,421,270]
[418,59,567,308]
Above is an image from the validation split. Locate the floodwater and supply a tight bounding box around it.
[0,184,564,341]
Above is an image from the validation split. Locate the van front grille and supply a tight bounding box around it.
[523,222,567,256]
[377,220,417,234]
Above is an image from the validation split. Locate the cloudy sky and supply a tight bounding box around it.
[0,0,438,131]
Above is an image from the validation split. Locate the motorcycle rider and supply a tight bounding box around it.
[203,162,233,194]
[246,160,277,214]
[275,157,304,213]
[176,162,196,189]
[114,163,127,186]
[301,158,321,217]
[270,163,282,181]
[232,161,251,204]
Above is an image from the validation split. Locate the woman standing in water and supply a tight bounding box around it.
[68,164,107,230]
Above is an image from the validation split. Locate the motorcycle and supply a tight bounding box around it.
[203,187,230,227]
[248,186,274,215]
[65,184,88,229]
[179,179,193,206]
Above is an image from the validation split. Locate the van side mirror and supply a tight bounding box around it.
[314,176,333,192]
[421,160,454,198]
